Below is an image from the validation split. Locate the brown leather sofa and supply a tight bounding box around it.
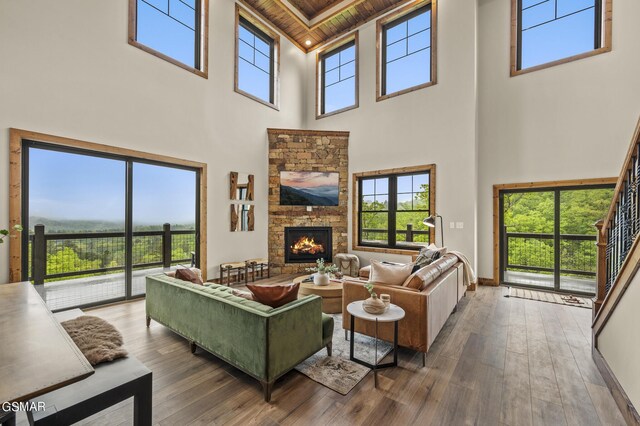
[342,254,464,365]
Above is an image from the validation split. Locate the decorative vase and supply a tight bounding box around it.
[313,272,330,286]
[363,294,386,314]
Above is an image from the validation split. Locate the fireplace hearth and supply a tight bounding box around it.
[285,227,332,264]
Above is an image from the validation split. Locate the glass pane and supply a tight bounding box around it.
[386,21,407,45]
[239,26,254,45]
[375,195,389,210]
[408,29,430,54]
[385,47,430,94]
[375,178,389,194]
[397,175,412,193]
[559,188,614,294]
[397,192,413,210]
[408,9,430,35]
[386,40,407,62]
[396,211,430,247]
[324,78,355,113]
[238,23,273,103]
[341,61,356,79]
[413,173,429,192]
[324,52,340,71]
[325,68,340,86]
[340,45,355,64]
[254,51,270,73]
[362,195,375,210]
[132,163,197,296]
[521,2,596,69]
[137,0,196,68]
[254,36,271,57]
[361,212,388,245]
[238,59,270,102]
[28,148,126,310]
[502,191,555,289]
[362,179,375,196]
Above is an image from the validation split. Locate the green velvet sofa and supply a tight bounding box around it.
[145,274,333,402]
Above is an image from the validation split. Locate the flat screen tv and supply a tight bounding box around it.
[280,171,339,206]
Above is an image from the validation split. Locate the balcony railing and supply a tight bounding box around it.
[29,223,196,284]
[504,231,597,279]
[361,224,430,245]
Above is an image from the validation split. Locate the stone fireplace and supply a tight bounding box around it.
[268,129,349,274]
[285,226,333,264]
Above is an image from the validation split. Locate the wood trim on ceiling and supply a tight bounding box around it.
[238,0,417,53]
[7,128,208,283]
[489,177,618,287]
[352,164,436,255]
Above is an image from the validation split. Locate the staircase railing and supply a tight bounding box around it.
[594,116,640,317]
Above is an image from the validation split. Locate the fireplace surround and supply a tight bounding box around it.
[285,227,333,264]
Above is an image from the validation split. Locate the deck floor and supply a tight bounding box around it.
[504,270,596,295]
[15,279,625,425]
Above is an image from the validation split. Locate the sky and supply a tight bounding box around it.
[28,148,197,226]
[280,172,339,189]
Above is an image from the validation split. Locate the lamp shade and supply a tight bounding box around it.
[423,216,436,228]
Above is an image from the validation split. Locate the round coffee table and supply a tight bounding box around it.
[347,301,406,388]
[294,275,343,314]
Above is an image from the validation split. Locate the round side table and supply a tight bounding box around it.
[294,275,344,314]
[346,301,405,388]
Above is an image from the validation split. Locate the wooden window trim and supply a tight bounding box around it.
[376,0,438,102]
[352,164,436,256]
[128,0,209,79]
[510,0,612,77]
[234,4,281,111]
[481,177,618,287]
[315,32,359,120]
[8,128,208,283]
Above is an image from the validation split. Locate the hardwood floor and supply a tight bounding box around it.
[17,278,625,425]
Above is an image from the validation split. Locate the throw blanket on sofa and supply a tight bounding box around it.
[448,250,477,288]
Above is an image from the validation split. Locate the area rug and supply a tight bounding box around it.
[295,314,393,395]
[505,286,593,309]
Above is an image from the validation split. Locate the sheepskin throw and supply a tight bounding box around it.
[61,315,128,366]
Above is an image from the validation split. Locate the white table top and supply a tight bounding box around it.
[347,301,406,322]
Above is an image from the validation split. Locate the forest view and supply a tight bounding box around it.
[503,187,614,278]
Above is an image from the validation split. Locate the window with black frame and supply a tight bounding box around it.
[131,0,206,75]
[358,169,433,250]
[380,4,432,98]
[319,39,357,116]
[516,0,605,71]
[237,16,276,105]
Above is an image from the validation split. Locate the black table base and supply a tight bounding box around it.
[349,314,399,388]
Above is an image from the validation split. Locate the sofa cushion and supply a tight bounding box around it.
[173,268,204,285]
[403,253,459,291]
[413,244,448,272]
[321,313,334,347]
[231,289,255,301]
[369,260,415,286]
[246,283,300,308]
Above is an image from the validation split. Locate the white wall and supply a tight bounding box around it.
[477,0,640,279]
[599,272,640,409]
[304,0,478,267]
[0,0,306,282]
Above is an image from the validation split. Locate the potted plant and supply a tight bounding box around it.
[0,225,23,244]
[306,258,338,286]
[362,282,386,314]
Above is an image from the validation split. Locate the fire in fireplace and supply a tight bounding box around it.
[285,227,332,264]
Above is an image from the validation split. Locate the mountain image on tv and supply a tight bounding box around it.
[280,171,339,206]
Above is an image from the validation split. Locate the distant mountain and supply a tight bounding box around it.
[280,185,338,206]
[28,217,195,233]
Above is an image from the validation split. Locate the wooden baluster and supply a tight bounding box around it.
[594,220,607,318]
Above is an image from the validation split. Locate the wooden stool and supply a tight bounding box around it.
[245,258,269,282]
[219,262,247,285]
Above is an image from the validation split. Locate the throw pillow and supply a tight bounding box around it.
[246,283,300,308]
[413,244,448,272]
[369,260,415,286]
[61,316,128,366]
[174,268,204,285]
[165,268,203,283]
[231,289,255,301]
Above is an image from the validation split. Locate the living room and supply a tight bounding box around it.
[1,0,640,424]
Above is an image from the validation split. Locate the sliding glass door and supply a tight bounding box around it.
[500,184,614,295]
[22,141,200,310]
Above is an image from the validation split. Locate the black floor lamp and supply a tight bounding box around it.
[423,214,444,247]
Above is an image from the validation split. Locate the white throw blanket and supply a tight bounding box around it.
[447,250,477,288]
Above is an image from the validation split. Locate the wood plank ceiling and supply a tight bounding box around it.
[238,0,414,52]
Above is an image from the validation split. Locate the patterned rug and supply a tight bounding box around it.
[506,286,593,309]
[295,314,393,395]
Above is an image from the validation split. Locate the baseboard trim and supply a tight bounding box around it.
[592,346,640,425]
[478,277,498,286]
